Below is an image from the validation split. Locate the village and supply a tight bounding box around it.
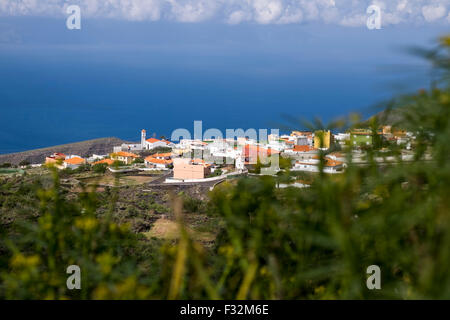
[34,125,416,188]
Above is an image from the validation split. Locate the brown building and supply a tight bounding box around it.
[110,151,139,165]
[173,158,211,180]
[45,153,66,165]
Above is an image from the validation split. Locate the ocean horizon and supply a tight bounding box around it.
[0,19,445,154]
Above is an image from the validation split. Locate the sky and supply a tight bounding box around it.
[2,0,450,25]
[0,1,449,153]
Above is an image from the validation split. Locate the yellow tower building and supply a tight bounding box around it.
[314,130,333,149]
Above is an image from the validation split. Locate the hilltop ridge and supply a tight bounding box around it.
[0,137,128,165]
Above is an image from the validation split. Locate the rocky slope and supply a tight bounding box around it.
[0,137,128,165]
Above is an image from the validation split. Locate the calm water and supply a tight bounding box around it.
[0,19,443,154]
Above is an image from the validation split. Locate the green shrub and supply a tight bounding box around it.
[182,195,204,213]
[92,163,108,174]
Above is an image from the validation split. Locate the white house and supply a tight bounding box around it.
[144,154,173,169]
[206,139,241,159]
[111,151,139,165]
[296,136,312,146]
[235,156,245,171]
[292,157,344,174]
[62,156,86,169]
[284,145,319,159]
[334,133,350,146]
[141,129,174,150]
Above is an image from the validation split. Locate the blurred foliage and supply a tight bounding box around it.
[92,163,108,174]
[1,37,450,299]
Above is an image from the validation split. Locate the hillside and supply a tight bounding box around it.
[371,108,406,125]
[0,137,128,165]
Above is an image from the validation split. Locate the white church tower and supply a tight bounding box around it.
[141,129,147,149]
[235,156,245,171]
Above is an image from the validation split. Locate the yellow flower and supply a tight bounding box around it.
[314,286,325,295]
[440,36,450,47]
[11,254,40,268]
[75,217,98,231]
[96,252,118,275]
[260,266,268,276]
[93,284,110,300]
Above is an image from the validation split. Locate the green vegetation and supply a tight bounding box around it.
[60,164,91,177]
[0,37,450,299]
[112,160,127,167]
[207,168,223,178]
[92,163,108,174]
[19,160,30,167]
[139,147,172,157]
[133,158,145,164]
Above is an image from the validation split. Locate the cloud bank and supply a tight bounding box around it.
[0,0,449,26]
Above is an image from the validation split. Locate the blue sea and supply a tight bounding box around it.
[0,18,446,154]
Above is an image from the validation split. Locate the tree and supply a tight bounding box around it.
[92,163,108,174]
[133,158,144,164]
[19,160,30,167]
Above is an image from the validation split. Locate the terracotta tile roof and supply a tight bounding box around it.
[296,159,343,167]
[351,130,372,135]
[115,151,139,158]
[176,158,211,167]
[48,153,66,160]
[325,159,343,167]
[54,152,66,157]
[146,138,172,145]
[145,156,173,165]
[328,152,344,157]
[293,145,316,152]
[243,145,279,157]
[152,152,172,158]
[64,157,85,165]
[93,159,114,166]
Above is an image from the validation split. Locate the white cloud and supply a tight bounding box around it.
[0,0,449,25]
[227,10,249,24]
[277,5,303,24]
[167,0,218,22]
[340,13,366,27]
[422,4,447,22]
[253,0,283,24]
